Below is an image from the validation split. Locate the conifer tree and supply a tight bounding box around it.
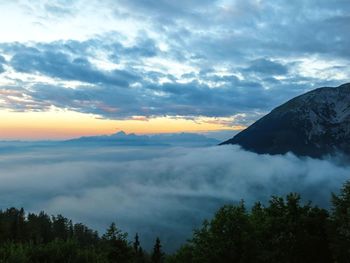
[133,233,140,253]
[152,237,164,263]
[331,180,350,262]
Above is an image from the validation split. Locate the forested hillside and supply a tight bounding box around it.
[1,181,350,262]
[0,209,157,262]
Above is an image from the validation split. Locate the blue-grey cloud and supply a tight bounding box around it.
[0,0,349,125]
[43,1,75,17]
[109,35,159,62]
[10,47,139,87]
[244,58,288,75]
[117,0,350,60]
[25,80,272,119]
[0,55,5,73]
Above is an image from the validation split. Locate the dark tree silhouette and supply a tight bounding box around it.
[134,233,140,253]
[152,237,164,263]
[331,181,350,262]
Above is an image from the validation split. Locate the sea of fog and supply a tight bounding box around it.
[0,142,349,252]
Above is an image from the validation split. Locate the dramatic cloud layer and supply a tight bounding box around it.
[0,143,349,251]
[0,0,349,126]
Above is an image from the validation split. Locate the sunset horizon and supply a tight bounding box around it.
[0,108,245,140]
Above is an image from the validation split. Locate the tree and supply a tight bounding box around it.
[133,233,140,253]
[152,237,164,263]
[132,233,148,263]
[168,195,333,263]
[52,214,69,241]
[330,180,350,262]
[262,194,331,263]
[165,244,193,263]
[190,202,255,263]
[102,222,131,263]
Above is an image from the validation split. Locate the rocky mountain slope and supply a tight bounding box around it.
[221,83,350,157]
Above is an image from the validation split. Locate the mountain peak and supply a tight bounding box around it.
[113,131,127,136]
[221,83,350,157]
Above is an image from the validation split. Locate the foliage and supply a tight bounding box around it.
[151,237,164,263]
[330,181,350,262]
[169,183,350,263]
[0,209,148,262]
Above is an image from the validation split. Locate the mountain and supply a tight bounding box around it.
[66,131,220,147]
[66,131,152,145]
[220,83,350,157]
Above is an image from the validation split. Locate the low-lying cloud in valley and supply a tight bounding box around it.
[0,143,349,251]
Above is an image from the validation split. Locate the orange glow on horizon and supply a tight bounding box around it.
[0,110,244,140]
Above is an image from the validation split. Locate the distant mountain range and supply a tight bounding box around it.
[221,83,350,157]
[65,131,220,147]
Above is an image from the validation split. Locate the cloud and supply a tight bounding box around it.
[110,34,159,61]
[0,55,5,73]
[10,46,139,87]
[23,79,272,119]
[0,1,349,126]
[244,58,288,75]
[0,143,349,251]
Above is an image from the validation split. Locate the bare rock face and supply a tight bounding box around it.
[221,83,350,157]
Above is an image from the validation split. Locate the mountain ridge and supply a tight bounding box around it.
[65,131,220,147]
[221,83,350,157]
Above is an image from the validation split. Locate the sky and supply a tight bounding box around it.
[0,0,349,139]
